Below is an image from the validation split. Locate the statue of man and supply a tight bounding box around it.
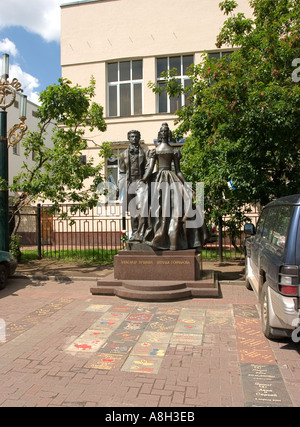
[118,130,148,241]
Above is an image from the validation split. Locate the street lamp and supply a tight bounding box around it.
[0,53,27,252]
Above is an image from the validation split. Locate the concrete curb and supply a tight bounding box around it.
[14,274,99,282]
[219,280,245,286]
[15,274,245,286]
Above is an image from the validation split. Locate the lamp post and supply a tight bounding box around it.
[0,53,27,252]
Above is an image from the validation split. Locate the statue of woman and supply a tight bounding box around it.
[139,122,208,251]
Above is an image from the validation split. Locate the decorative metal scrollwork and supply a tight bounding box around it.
[7,119,28,147]
[0,77,23,109]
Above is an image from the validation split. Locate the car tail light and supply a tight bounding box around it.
[279,266,299,296]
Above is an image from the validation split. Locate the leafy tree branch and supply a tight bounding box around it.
[9,77,112,234]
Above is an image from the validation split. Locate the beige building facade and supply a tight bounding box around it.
[7,93,55,195]
[61,0,252,186]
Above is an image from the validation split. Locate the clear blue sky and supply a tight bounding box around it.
[0,26,61,102]
[0,0,79,104]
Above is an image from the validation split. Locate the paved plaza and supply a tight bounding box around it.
[0,267,299,408]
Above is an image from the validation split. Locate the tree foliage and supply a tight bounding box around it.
[9,77,112,233]
[152,0,300,224]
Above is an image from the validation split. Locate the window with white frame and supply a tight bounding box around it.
[208,51,234,61]
[156,55,194,114]
[107,60,143,117]
[12,142,20,155]
[106,148,125,201]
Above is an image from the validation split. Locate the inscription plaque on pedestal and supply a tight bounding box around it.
[114,249,201,281]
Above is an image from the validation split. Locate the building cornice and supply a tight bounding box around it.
[61,0,118,8]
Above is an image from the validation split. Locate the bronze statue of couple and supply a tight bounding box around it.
[118,123,208,251]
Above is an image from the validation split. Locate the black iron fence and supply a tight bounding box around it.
[16,204,260,262]
[17,204,127,261]
[203,212,260,261]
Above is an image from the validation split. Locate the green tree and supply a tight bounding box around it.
[151,0,300,227]
[9,77,112,234]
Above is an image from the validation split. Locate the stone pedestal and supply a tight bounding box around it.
[114,249,201,281]
[90,248,219,301]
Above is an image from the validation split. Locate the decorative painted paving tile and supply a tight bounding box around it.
[100,312,128,322]
[235,317,276,364]
[146,322,177,332]
[125,313,154,322]
[131,306,158,314]
[155,307,181,316]
[139,331,172,344]
[90,318,123,331]
[206,308,233,317]
[84,304,112,312]
[70,329,106,342]
[178,314,205,323]
[131,341,168,357]
[151,315,179,323]
[6,322,28,333]
[174,318,204,334]
[121,355,163,374]
[56,297,74,305]
[109,329,143,343]
[21,315,40,325]
[205,316,233,326]
[108,305,132,313]
[179,308,206,319]
[65,330,105,353]
[2,323,27,343]
[118,321,148,332]
[241,363,293,407]
[85,353,127,370]
[98,340,135,354]
[170,333,203,346]
[48,298,74,308]
[1,298,74,344]
[233,304,259,319]
[83,328,114,340]
[205,309,233,326]
[146,315,178,332]
[30,299,74,320]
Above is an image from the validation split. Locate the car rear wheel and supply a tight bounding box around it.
[0,264,8,290]
[260,282,278,340]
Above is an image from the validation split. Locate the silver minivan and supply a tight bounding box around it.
[244,195,300,340]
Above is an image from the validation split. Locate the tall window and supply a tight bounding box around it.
[156,55,193,113]
[106,148,125,201]
[108,60,143,117]
[12,142,20,156]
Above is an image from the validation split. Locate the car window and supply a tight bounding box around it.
[263,207,278,241]
[262,205,294,249]
[256,209,268,236]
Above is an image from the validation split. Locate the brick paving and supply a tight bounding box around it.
[0,271,299,408]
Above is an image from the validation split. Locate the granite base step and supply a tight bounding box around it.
[90,271,219,301]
